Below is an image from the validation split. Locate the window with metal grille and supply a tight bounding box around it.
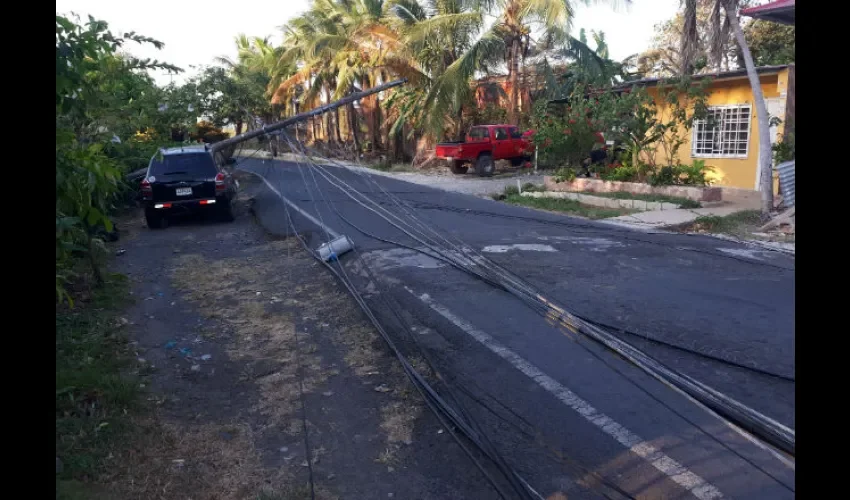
[691,105,751,158]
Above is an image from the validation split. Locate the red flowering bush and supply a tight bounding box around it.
[530,96,602,168]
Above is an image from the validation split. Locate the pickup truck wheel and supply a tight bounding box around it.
[449,161,468,175]
[476,154,495,177]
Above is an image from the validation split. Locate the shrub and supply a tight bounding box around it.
[603,165,638,182]
[676,159,710,186]
[530,96,603,168]
[649,165,676,186]
[649,160,712,186]
[772,133,795,163]
[503,185,520,196]
[553,167,576,183]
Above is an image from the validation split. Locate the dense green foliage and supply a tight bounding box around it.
[744,20,794,66]
[528,75,710,185]
[56,14,186,300]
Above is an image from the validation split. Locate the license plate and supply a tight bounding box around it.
[175,187,192,196]
[446,157,453,162]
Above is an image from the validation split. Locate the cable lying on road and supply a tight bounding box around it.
[281,146,796,458]
[277,137,651,500]
[244,147,545,500]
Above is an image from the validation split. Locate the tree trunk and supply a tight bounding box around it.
[235,119,243,137]
[393,128,404,162]
[726,4,773,215]
[508,38,521,125]
[456,106,464,141]
[323,85,333,144]
[348,103,361,156]
[359,74,379,152]
[381,71,391,153]
[294,101,300,142]
[334,108,342,143]
[680,0,698,75]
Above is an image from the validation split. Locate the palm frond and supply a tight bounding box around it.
[386,0,427,24]
[522,0,574,31]
[405,11,484,44]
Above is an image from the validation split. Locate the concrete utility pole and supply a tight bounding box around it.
[211,79,407,154]
[211,78,407,263]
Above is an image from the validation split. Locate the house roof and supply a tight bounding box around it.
[741,0,795,25]
[548,65,789,104]
[613,65,789,90]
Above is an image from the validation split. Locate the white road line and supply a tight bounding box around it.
[244,166,341,238]
[410,288,724,500]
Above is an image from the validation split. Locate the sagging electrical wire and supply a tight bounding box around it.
[268,137,542,499]
[279,138,796,489]
[284,137,660,500]
[276,144,795,458]
[283,141,794,381]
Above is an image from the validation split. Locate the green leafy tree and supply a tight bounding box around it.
[680,0,776,214]
[530,93,603,168]
[56,13,180,295]
[744,20,794,66]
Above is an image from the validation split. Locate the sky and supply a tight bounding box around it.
[56,0,682,86]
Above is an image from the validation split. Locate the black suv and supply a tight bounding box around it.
[140,145,238,228]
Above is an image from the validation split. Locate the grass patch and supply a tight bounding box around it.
[687,210,763,236]
[580,191,701,208]
[500,183,545,199]
[504,194,635,219]
[521,182,545,192]
[56,274,136,496]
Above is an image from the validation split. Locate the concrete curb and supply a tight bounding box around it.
[605,217,796,256]
[520,191,682,211]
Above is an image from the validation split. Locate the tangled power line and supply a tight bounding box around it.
[224,81,793,498]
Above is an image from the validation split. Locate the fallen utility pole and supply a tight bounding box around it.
[217,78,407,263]
[210,78,407,154]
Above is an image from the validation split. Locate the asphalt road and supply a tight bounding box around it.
[240,158,795,500]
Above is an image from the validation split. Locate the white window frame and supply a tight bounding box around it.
[691,104,752,159]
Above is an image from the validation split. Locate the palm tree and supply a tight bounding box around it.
[389,0,487,139]
[494,0,632,124]
[424,0,625,128]
[536,29,634,101]
[681,0,773,214]
[216,35,293,129]
[274,0,425,152]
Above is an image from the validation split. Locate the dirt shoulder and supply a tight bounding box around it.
[94,173,493,499]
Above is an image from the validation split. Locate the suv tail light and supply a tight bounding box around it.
[215,173,226,191]
[140,178,152,200]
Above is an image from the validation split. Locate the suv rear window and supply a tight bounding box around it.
[149,153,217,178]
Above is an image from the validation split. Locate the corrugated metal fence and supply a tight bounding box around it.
[776,160,795,207]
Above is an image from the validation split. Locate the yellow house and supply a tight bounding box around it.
[635,65,795,190]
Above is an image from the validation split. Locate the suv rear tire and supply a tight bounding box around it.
[145,208,167,229]
[218,198,235,222]
[476,153,495,177]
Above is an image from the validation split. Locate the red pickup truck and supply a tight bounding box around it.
[435,124,532,177]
